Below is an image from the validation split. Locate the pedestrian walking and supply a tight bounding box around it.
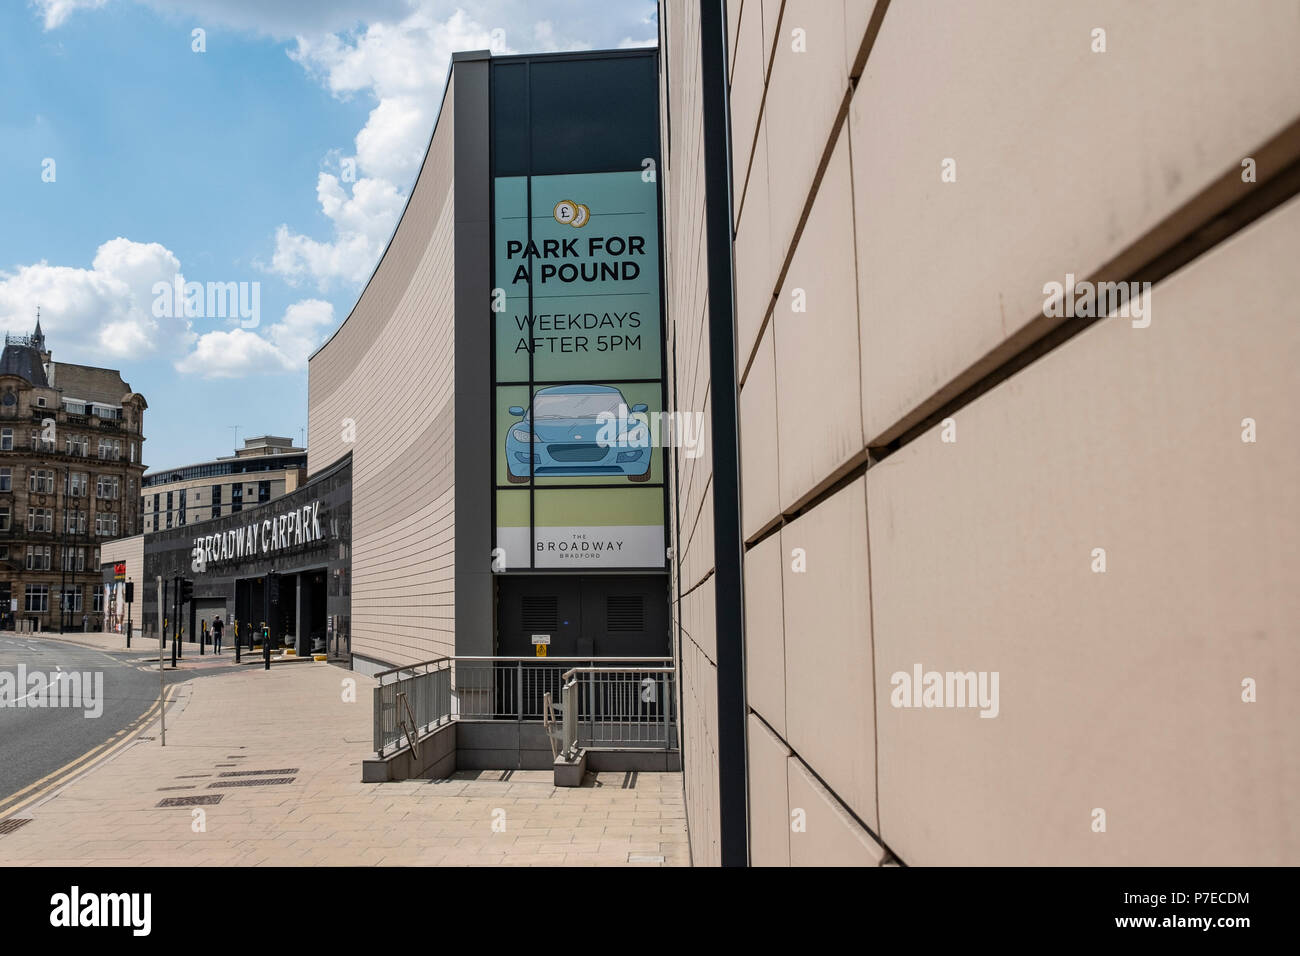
[212,615,223,654]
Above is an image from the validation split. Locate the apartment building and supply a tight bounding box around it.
[0,318,147,629]
[141,435,306,532]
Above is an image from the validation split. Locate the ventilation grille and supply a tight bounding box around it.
[157,795,223,808]
[607,595,643,632]
[521,595,558,631]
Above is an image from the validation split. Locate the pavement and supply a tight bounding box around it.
[0,647,689,866]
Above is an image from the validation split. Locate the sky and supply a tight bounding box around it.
[0,0,657,472]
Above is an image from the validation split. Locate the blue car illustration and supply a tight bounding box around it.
[505,384,652,483]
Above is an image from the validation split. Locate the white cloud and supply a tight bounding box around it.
[32,0,109,30]
[0,237,195,361]
[270,7,504,288]
[36,0,410,38]
[270,173,405,286]
[174,299,334,378]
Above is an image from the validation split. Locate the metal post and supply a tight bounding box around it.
[59,466,67,634]
[516,662,523,723]
[156,575,165,747]
[200,619,205,655]
[125,577,132,649]
[701,0,750,865]
[171,575,179,667]
[235,620,241,664]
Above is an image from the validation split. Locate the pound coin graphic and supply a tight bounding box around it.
[553,199,590,227]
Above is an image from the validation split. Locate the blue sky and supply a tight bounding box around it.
[0,0,657,470]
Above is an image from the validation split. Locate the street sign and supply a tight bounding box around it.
[531,634,551,645]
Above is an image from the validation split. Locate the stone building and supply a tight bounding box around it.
[0,318,147,630]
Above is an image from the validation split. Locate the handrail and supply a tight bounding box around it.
[562,665,675,679]
[375,655,671,681]
[372,655,678,757]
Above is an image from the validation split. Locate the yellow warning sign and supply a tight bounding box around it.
[536,644,547,657]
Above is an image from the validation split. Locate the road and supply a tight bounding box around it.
[0,635,165,811]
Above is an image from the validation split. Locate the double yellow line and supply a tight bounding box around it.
[0,686,178,819]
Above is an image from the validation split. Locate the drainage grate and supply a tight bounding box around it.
[156,785,196,791]
[156,795,223,808]
[0,818,33,835]
[206,777,295,789]
[176,774,211,779]
[216,768,299,777]
[214,763,237,767]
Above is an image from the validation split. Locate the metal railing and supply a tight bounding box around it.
[372,656,674,757]
[561,666,676,750]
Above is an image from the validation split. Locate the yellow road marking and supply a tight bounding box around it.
[0,686,178,818]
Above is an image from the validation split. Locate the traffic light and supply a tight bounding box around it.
[267,572,280,608]
[124,581,134,603]
[180,578,194,603]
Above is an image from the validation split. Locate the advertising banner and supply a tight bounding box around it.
[493,169,665,569]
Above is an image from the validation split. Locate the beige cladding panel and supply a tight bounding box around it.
[743,530,785,738]
[850,0,1300,446]
[781,474,876,831]
[761,0,851,282]
[774,124,863,512]
[869,196,1300,865]
[307,75,457,668]
[747,712,792,867]
[787,757,886,866]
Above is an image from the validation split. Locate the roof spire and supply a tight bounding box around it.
[33,306,45,350]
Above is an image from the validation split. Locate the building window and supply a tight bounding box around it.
[96,475,120,499]
[0,468,9,491]
[0,545,8,560]
[61,588,83,613]
[66,434,88,457]
[25,585,49,613]
[27,508,53,532]
[63,400,86,415]
[61,547,85,572]
[0,506,9,531]
[30,430,54,452]
[258,480,271,503]
[94,512,119,537]
[63,510,86,535]
[1,428,12,450]
[93,585,104,612]
[67,471,88,497]
[28,468,55,493]
[37,396,45,407]
[25,546,52,571]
